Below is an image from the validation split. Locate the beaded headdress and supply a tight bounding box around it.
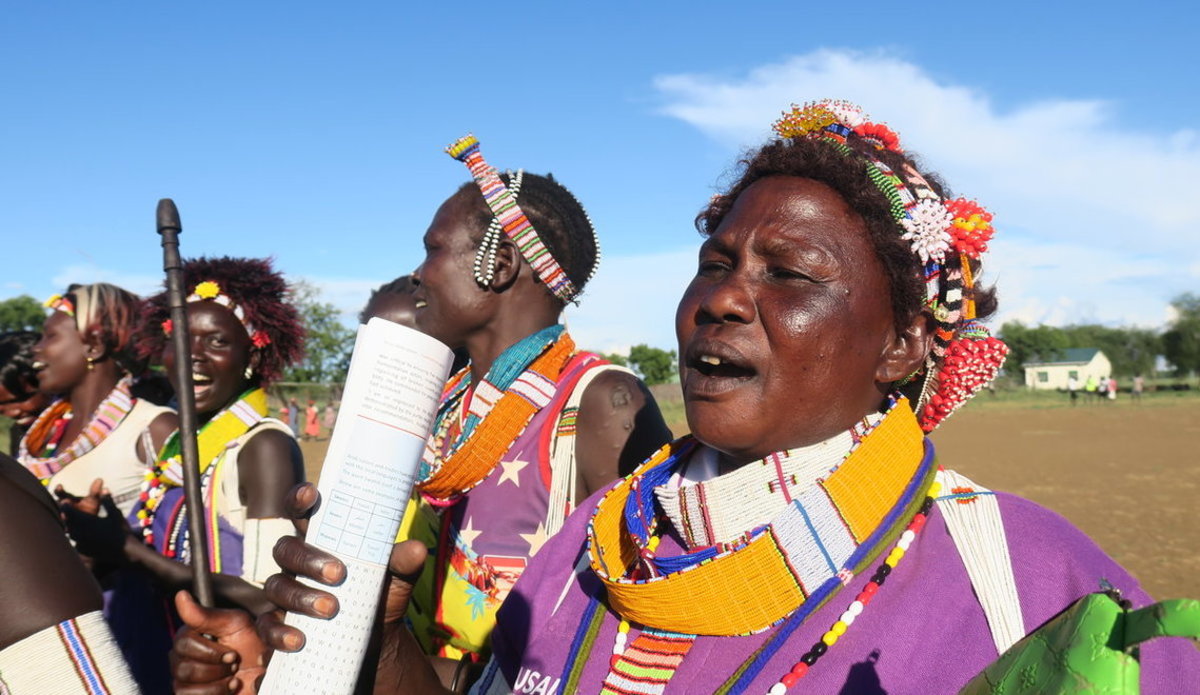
[772,100,1008,432]
[445,134,598,304]
[44,293,76,317]
[161,280,271,348]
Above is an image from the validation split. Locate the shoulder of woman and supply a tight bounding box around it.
[145,410,180,455]
[238,426,301,464]
[989,491,1155,616]
[577,368,650,416]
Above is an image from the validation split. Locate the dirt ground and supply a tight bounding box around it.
[298,398,1199,600]
[931,401,1200,600]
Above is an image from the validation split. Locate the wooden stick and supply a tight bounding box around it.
[156,198,214,607]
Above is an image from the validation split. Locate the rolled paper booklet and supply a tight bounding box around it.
[259,318,453,694]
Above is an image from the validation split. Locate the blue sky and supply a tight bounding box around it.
[3,1,1197,353]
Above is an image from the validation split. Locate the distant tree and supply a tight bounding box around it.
[1163,293,1200,376]
[602,352,629,367]
[628,344,677,386]
[998,321,1069,380]
[1058,324,1159,377]
[284,281,354,384]
[0,295,45,332]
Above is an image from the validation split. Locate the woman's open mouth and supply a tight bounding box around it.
[683,342,756,397]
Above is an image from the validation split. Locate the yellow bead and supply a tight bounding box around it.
[618,621,631,634]
[831,621,847,636]
[822,631,839,646]
[647,536,661,551]
[886,548,904,567]
[929,482,942,498]
[136,510,148,520]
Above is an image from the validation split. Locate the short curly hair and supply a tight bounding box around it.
[139,257,305,384]
[459,172,599,303]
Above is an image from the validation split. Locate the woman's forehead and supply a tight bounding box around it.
[712,177,869,253]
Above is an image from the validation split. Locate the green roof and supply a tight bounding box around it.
[1025,347,1102,366]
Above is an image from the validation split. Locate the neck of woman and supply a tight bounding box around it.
[465,318,561,385]
[61,365,122,447]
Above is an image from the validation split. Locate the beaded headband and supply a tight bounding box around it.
[161,280,271,348]
[772,99,1007,432]
[445,134,590,304]
[44,294,76,317]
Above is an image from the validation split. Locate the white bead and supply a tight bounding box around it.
[901,529,916,544]
[768,683,788,695]
[847,600,864,617]
[839,609,856,626]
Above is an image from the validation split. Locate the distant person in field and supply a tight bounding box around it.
[304,399,320,440]
[323,401,336,433]
[1107,376,1117,401]
[1133,374,1145,403]
[1066,374,1079,406]
[287,396,300,436]
[1085,374,1098,403]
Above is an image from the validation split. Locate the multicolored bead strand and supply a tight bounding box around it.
[764,481,941,694]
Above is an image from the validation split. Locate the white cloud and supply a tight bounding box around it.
[51,263,161,297]
[651,49,1200,329]
[565,248,696,353]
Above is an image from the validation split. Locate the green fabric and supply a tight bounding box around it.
[961,594,1200,694]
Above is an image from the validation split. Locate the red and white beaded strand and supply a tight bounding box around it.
[766,480,941,694]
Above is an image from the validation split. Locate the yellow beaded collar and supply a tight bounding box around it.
[586,398,931,636]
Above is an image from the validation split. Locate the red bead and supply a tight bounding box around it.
[790,663,809,678]
[139,492,149,501]
[782,673,799,687]
[610,655,622,669]
[909,514,927,532]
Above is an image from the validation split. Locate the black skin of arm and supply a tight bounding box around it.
[0,472,102,650]
[574,370,673,498]
[137,427,303,613]
[66,427,304,615]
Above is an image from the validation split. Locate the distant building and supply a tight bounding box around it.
[1023,348,1112,390]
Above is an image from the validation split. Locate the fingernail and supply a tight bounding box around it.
[228,678,240,691]
[313,596,336,617]
[285,633,303,651]
[322,562,342,583]
[222,651,237,664]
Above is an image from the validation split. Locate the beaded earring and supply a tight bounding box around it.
[86,356,95,372]
[473,170,523,288]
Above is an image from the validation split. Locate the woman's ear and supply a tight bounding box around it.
[876,309,934,384]
[82,327,110,362]
[488,238,521,293]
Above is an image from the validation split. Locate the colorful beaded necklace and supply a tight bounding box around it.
[135,388,269,548]
[557,398,933,694]
[18,376,135,483]
[587,398,931,636]
[417,325,577,502]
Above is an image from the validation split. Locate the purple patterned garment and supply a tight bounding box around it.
[485,471,1200,694]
